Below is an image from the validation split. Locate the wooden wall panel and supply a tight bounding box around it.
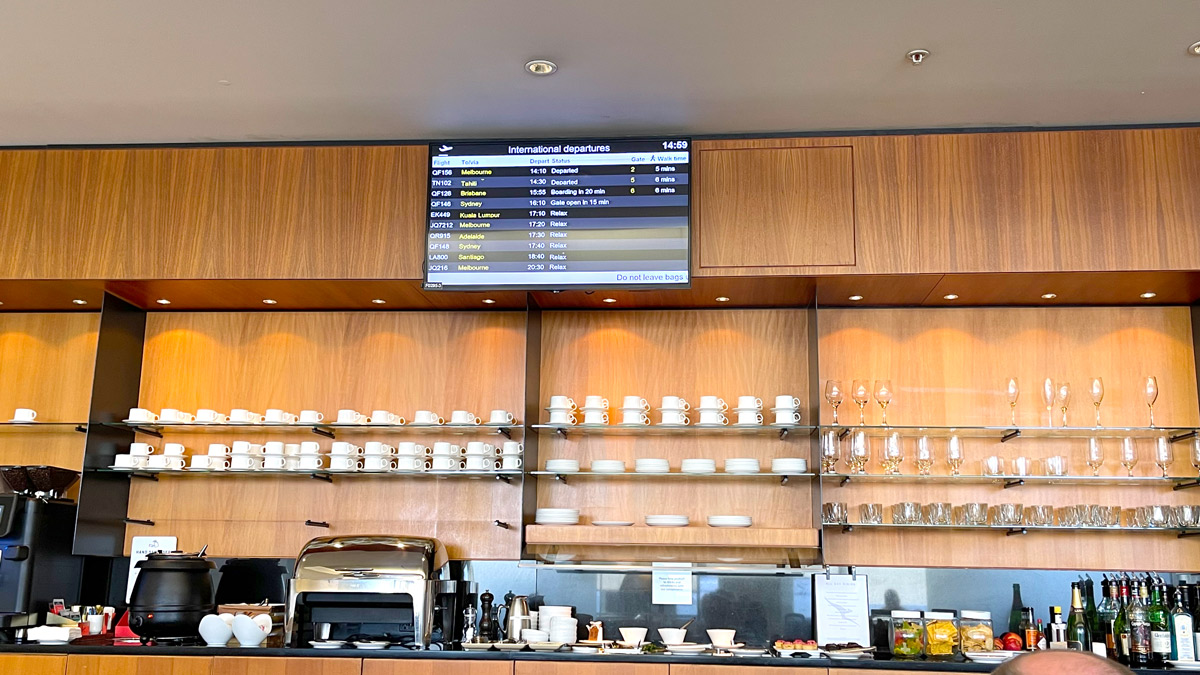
[125,311,525,559]
[0,654,66,675]
[211,657,360,675]
[0,313,98,470]
[817,306,1200,570]
[0,151,46,278]
[41,149,136,279]
[131,148,226,278]
[363,659,512,675]
[515,664,667,675]
[66,655,212,675]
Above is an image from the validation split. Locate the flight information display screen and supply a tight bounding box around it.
[424,138,690,290]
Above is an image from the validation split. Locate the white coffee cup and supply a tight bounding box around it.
[432,442,461,456]
[284,443,301,456]
[336,409,368,424]
[395,456,430,471]
[162,443,186,456]
[775,395,802,409]
[661,410,690,425]
[774,410,802,425]
[464,455,500,471]
[736,411,764,425]
[264,409,297,424]
[501,441,523,455]
[231,440,261,455]
[698,396,727,411]
[465,441,495,456]
[698,410,728,425]
[371,410,405,425]
[299,441,321,455]
[583,396,608,410]
[450,410,480,425]
[548,396,575,410]
[413,410,444,425]
[207,443,231,456]
[114,454,147,469]
[431,455,464,471]
[621,411,651,425]
[548,410,577,425]
[622,396,650,411]
[363,456,397,471]
[582,410,609,425]
[12,408,37,422]
[297,455,324,470]
[229,409,263,423]
[128,408,158,422]
[263,441,286,455]
[190,455,224,470]
[298,410,324,424]
[364,441,395,456]
[330,442,363,456]
[160,408,195,423]
[230,454,262,470]
[501,455,523,471]
[130,442,155,456]
[488,410,515,425]
[196,409,227,423]
[661,396,690,411]
[263,455,298,471]
[147,455,184,470]
[737,396,763,410]
[327,456,360,471]
[396,442,423,456]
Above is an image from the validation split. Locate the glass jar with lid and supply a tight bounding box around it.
[890,610,924,659]
[959,610,994,653]
[924,611,960,661]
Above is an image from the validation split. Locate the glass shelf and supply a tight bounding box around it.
[102,421,519,439]
[0,422,87,433]
[820,472,1200,489]
[92,467,522,481]
[831,522,1200,538]
[815,424,1198,442]
[532,423,810,439]
[530,470,814,483]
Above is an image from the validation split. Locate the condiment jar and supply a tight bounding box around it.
[959,610,993,653]
[923,611,960,661]
[890,610,924,660]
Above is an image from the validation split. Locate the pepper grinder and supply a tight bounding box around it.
[479,590,496,642]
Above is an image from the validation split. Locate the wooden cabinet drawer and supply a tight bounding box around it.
[66,655,212,675]
[1,654,67,675]
[364,659,512,675]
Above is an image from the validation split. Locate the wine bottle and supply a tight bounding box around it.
[1129,579,1152,667]
[1009,583,1025,635]
[1115,576,1132,664]
[1097,576,1121,659]
[1171,588,1196,661]
[1150,577,1172,667]
[1067,581,1091,651]
[1084,576,1099,638]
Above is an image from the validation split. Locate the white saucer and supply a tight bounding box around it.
[1166,661,1200,670]
[528,642,566,652]
[730,407,763,412]
[461,642,497,651]
[353,641,390,650]
[309,640,346,649]
[592,521,634,527]
[693,422,728,427]
[493,642,527,651]
[769,422,800,428]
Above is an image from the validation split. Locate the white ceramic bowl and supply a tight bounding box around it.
[619,626,649,645]
[707,628,737,647]
[198,614,232,646]
[657,627,687,645]
[232,614,268,647]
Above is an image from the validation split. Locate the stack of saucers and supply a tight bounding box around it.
[724,458,761,474]
[535,508,580,525]
[545,459,580,474]
[545,613,578,643]
[707,515,753,528]
[771,457,809,474]
[590,459,626,474]
[634,458,670,474]
[680,458,717,475]
[645,514,690,527]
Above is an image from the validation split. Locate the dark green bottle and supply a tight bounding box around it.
[1149,577,1171,668]
[1066,581,1091,651]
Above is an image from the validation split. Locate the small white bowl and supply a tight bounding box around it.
[199,614,232,647]
[657,627,687,645]
[232,614,268,647]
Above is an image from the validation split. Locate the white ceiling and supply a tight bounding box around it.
[2,0,1199,145]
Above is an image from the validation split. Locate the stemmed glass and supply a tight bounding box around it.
[883,432,903,474]
[915,436,933,476]
[874,380,894,426]
[1055,382,1071,427]
[1120,437,1138,477]
[1041,378,1056,427]
[820,430,840,474]
[1144,376,1159,428]
[825,380,844,425]
[946,435,964,477]
[1086,437,1104,477]
[1191,437,1200,477]
[1006,378,1020,427]
[1155,437,1174,478]
[1089,378,1104,427]
[852,380,870,426]
[849,431,870,474]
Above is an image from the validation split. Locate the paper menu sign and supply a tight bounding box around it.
[652,562,693,605]
[126,535,176,603]
[812,572,870,646]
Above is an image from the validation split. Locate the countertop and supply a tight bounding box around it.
[0,643,1181,673]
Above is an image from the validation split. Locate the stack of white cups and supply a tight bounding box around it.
[770,394,802,426]
[694,395,729,426]
[579,395,609,426]
[618,396,651,426]
[499,441,523,471]
[731,396,764,426]
[658,396,690,426]
[546,396,577,426]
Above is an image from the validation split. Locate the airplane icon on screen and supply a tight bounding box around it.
[438,145,453,153]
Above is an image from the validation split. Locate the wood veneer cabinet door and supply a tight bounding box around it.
[66,655,212,675]
[0,654,66,675]
[210,656,361,675]
[829,670,978,675]
[515,663,667,675]
[363,659,513,675]
[671,665,803,675]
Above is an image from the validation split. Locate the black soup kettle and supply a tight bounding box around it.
[128,546,215,642]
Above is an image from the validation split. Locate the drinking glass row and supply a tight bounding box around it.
[825,501,1198,529]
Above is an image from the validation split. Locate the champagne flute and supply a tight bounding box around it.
[946,435,964,477]
[883,432,903,474]
[824,380,844,426]
[1120,437,1138,477]
[1089,378,1104,427]
[1041,378,1056,427]
[1086,437,1104,477]
[1155,437,1174,478]
[1191,437,1200,477]
[849,431,870,474]
[1005,377,1020,427]
[820,430,840,474]
[874,380,894,426]
[852,380,870,426]
[915,436,933,476]
[1055,382,1071,427]
[1144,376,1159,428]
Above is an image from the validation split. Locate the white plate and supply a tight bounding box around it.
[592,521,634,527]
[308,641,346,649]
[353,641,390,650]
[665,644,709,653]
[571,646,599,653]
[461,642,497,651]
[708,523,752,528]
[528,642,566,652]
[493,642,527,651]
[730,407,762,412]
[37,640,69,645]
[824,652,873,660]
[1166,660,1200,670]
[775,648,822,657]
[693,422,728,427]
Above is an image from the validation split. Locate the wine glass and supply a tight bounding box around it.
[1155,437,1174,478]
[1191,437,1200,477]
[1005,377,1020,427]
[1041,378,1056,427]
[1089,378,1104,427]
[874,380,894,426]
[915,436,933,476]
[1120,437,1138,477]
[849,431,870,474]
[1144,376,1159,427]
[824,380,844,426]
[1055,382,1071,427]
[1086,437,1104,477]
[883,432,903,474]
[852,380,870,425]
[946,435,964,477]
[820,430,840,474]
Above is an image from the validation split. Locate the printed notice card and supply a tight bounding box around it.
[652,562,693,605]
[812,573,871,646]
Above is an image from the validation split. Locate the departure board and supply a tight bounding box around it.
[424,138,690,290]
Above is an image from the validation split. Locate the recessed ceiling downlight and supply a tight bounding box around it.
[848,295,864,302]
[525,59,558,76]
[1188,40,1200,56]
[1041,293,1057,300]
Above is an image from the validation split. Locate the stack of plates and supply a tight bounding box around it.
[634,458,670,474]
[665,643,707,654]
[724,458,761,474]
[535,508,580,525]
[646,514,690,527]
[771,457,808,474]
[965,651,1019,664]
[545,459,580,473]
[544,611,577,643]
[707,515,752,528]
[680,458,716,474]
[590,459,626,473]
[521,629,550,643]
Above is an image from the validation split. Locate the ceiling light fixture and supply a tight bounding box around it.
[481,298,496,304]
[906,49,930,65]
[1041,293,1057,300]
[262,299,278,305]
[848,295,864,302]
[155,299,171,305]
[217,79,231,86]
[942,294,959,300]
[602,298,617,303]
[525,59,558,76]
[715,296,730,302]
[1188,40,1200,56]
[370,299,386,304]
[1140,292,1158,299]
[71,299,87,305]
